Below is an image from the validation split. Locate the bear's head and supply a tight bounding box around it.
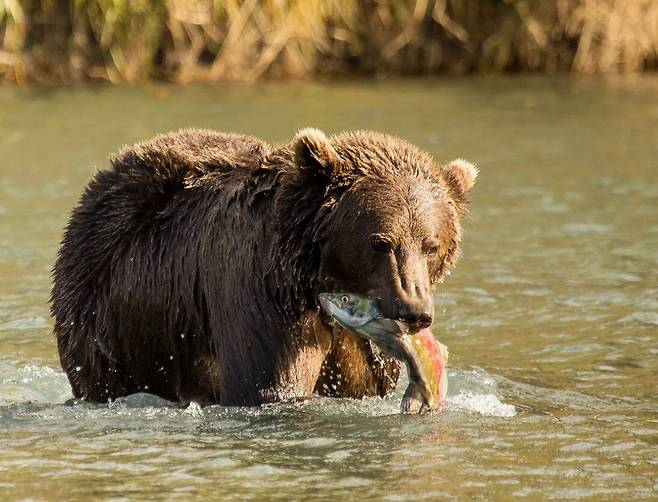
[275,128,477,328]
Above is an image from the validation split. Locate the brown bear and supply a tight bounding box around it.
[50,128,476,405]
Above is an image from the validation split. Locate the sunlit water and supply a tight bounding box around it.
[1,77,656,500]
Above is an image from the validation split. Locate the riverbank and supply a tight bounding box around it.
[1,0,657,84]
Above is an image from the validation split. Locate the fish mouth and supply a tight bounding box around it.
[317,294,332,315]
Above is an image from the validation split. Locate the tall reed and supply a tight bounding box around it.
[1,0,656,83]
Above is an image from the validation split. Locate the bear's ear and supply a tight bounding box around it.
[441,158,478,197]
[294,128,339,178]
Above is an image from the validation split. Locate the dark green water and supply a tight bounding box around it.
[1,77,657,500]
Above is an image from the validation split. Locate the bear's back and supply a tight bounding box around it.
[110,129,270,190]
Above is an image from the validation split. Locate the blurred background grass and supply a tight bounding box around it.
[0,0,656,83]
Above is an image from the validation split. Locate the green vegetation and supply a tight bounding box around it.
[1,0,656,83]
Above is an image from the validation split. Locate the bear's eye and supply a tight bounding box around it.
[371,238,392,254]
[423,242,440,256]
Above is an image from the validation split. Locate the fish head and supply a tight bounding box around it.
[318,292,380,328]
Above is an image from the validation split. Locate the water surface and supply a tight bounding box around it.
[1,77,657,500]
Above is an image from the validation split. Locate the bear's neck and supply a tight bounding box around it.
[270,172,330,318]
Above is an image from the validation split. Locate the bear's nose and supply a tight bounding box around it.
[397,313,433,329]
[396,304,433,329]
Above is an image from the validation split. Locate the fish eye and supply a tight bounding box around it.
[341,295,349,304]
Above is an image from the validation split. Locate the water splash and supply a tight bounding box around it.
[442,367,517,417]
[0,359,517,421]
[0,360,71,405]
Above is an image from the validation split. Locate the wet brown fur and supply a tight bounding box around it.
[50,128,476,405]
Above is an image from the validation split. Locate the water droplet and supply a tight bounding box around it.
[75,366,81,372]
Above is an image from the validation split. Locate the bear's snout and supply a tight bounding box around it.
[394,299,433,329]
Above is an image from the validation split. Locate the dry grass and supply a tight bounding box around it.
[0,0,656,83]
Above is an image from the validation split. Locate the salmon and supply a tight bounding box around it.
[318,292,448,413]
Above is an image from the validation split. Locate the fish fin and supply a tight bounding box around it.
[439,365,448,401]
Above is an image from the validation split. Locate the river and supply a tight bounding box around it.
[0,77,656,500]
